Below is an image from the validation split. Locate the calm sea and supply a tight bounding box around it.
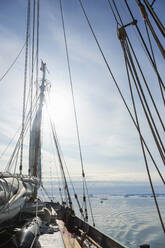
[89,195,165,248]
[42,181,165,248]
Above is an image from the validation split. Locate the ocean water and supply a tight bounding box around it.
[88,195,165,248]
[42,182,165,248]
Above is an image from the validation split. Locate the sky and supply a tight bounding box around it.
[0,0,164,185]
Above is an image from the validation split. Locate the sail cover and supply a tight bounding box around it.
[29,61,46,183]
[29,107,42,181]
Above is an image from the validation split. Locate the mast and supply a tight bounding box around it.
[29,61,46,183]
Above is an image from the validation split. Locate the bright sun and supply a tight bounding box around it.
[43,85,74,130]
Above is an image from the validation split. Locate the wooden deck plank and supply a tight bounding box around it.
[57,220,82,248]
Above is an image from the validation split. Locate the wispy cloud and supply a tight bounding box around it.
[0,1,163,184]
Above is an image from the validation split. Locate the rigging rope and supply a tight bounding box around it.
[109,1,165,161]
[151,0,156,7]
[0,41,26,83]
[40,186,48,202]
[106,0,165,168]
[143,0,165,37]
[49,115,73,209]
[123,0,165,93]
[107,0,120,25]
[30,0,36,129]
[5,76,39,172]
[124,42,165,163]
[46,89,89,215]
[141,7,165,105]
[144,22,157,69]
[49,166,54,200]
[109,1,165,134]
[0,126,20,162]
[111,0,123,24]
[36,0,40,101]
[59,0,95,225]
[59,0,85,176]
[77,0,165,231]
[126,37,165,132]
[122,40,165,232]
[54,128,85,218]
[19,0,31,174]
[48,118,65,204]
[41,184,52,201]
[143,19,164,106]
[116,0,165,108]
[45,94,85,219]
[77,0,163,227]
[110,0,165,109]
[106,0,165,232]
[138,1,165,59]
[6,95,39,172]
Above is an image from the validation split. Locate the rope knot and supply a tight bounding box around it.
[117,27,127,41]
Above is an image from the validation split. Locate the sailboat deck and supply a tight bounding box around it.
[37,230,65,248]
[36,220,81,248]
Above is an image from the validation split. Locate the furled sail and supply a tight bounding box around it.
[29,107,42,180]
[0,173,39,226]
[29,61,46,182]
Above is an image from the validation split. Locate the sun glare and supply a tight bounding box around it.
[43,86,74,129]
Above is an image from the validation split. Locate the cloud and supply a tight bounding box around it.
[0,1,163,185]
